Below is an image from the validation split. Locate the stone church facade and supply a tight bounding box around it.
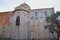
[0,3,54,40]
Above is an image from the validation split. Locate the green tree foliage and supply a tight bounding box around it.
[44,12,60,40]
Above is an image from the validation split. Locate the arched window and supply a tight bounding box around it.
[16,16,20,26]
[45,11,47,16]
[35,12,37,16]
[35,12,38,20]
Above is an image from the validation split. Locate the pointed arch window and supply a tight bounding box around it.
[16,16,20,26]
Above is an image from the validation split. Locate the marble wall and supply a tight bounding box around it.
[0,8,54,40]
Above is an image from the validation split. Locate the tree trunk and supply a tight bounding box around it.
[55,20,59,40]
[52,33,57,40]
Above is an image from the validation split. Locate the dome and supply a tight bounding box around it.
[20,3,30,8]
[15,3,30,13]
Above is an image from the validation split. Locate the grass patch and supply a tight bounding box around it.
[0,38,11,40]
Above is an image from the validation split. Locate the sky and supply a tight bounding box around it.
[0,0,60,12]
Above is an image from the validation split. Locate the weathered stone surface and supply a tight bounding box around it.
[0,3,55,40]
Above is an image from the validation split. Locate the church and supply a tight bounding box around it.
[0,3,55,40]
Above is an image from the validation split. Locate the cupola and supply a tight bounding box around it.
[14,3,30,13]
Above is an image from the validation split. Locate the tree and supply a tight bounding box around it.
[44,13,59,40]
[55,12,60,40]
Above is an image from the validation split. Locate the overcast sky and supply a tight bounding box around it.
[0,0,60,12]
